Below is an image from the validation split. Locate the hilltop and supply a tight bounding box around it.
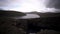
[0,10,26,17]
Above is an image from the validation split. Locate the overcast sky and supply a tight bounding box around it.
[0,0,60,12]
[46,0,60,9]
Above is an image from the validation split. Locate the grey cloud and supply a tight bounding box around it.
[46,0,60,9]
[0,0,13,7]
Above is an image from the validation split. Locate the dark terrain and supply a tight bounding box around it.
[0,10,60,34]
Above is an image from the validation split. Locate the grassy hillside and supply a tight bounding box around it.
[0,10,26,34]
[0,10,26,17]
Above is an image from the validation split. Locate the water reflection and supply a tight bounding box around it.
[13,14,40,19]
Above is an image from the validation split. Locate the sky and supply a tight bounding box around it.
[0,0,60,12]
[46,0,60,9]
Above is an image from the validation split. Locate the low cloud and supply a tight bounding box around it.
[46,0,60,9]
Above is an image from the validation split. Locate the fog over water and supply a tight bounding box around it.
[0,0,60,12]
